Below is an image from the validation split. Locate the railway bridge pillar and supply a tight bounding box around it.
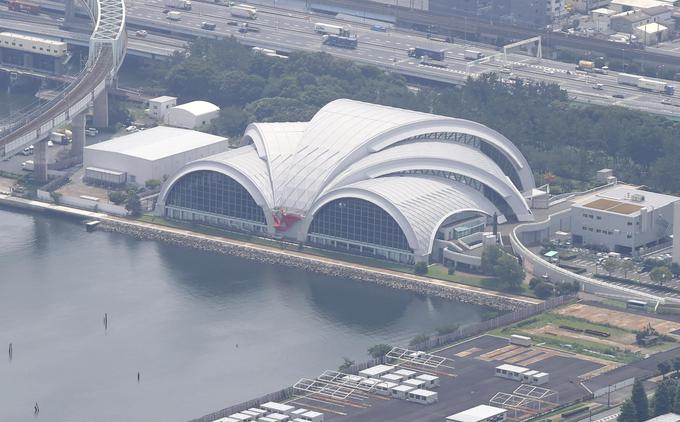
[70,112,86,163]
[92,90,109,128]
[65,0,77,25]
[34,139,48,183]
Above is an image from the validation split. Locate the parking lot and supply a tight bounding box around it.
[534,245,680,299]
[285,335,603,422]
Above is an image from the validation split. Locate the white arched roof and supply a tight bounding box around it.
[273,99,535,213]
[302,176,503,256]
[320,141,533,221]
[158,145,275,228]
[171,100,220,117]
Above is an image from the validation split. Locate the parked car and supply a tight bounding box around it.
[136,30,148,37]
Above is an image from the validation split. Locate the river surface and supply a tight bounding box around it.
[0,209,488,422]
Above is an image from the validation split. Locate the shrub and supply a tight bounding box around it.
[534,282,555,299]
[108,190,127,205]
[414,262,428,275]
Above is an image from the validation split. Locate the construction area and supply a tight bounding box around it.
[219,335,606,422]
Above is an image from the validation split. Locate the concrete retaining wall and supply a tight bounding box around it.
[98,219,530,311]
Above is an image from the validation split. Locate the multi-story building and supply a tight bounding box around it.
[571,185,677,255]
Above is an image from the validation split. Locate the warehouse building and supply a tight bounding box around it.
[166,100,220,129]
[147,95,177,121]
[156,99,535,264]
[571,185,677,254]
[447,405,508,422]
[84,126,228,187]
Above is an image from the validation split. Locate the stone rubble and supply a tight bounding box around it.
[99,220,528,311]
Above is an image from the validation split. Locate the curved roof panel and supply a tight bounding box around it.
[171,100,220,117]
[322,142,532,221]
[306,176,502,255]
[275,99,534,213]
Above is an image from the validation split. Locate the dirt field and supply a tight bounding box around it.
[56,168,112,204]
[0,176,16,194]
[557,303,680,336]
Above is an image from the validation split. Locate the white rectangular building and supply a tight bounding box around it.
[84,126,228,186]
[495,364,529,381]
[147,95,177,120]
[447,405,508,422]
[359,364,394,378]
[166,100,221,129]
[571,185,678,255]
[406,388,438,404]
[260,402,295,415]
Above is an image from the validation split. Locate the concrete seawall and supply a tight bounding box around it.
[0,193,535,311]
[98,220,533,311]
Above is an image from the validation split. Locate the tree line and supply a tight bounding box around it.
[157,37,680,196]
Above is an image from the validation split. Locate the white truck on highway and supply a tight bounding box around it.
[617,73,675,94]
[314,22,351,37]
[166,0,191,9]
[464,49,483,60]
[167,10,182,20]
[617,73,641,86]
[230,5,256,19]
[21,160,34,171]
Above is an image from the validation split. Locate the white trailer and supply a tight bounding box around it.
[359,364,394,378]
[464,49,483,60]
[374,381,398,396]
[495,364,529,381]
[637,78,666,93]
[261,402,295,415]
[165,0,191,9]
[415,373,440,388]
[510,334,532,347]
[21,160,34,171]
[391,384,415,399]
[617,73,641,86]
[167,10,182,20]
[314,22,350,36]
[230,5,256,19]
[380,373,404,383]
[407,389,438,405]
[393,369,417,380]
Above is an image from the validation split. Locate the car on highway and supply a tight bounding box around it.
[371,24,387,32]
[612,94,624,99]
[227,20,238,26]
[135,30,148,37]
[201,22,216,30]
[162,8,170,13]
[661,99,673,106]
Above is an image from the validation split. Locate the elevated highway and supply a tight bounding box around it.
[0,0,126,181]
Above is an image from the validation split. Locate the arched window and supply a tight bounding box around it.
[309,198,411,251]
[165,170,266,224]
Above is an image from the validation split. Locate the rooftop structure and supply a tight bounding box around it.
[156,99,535,264]
[166,100,220,129]
[609,0,670,10]
[446,405,508,422]
[84,126,228,185]
[571,184,677,255]
[645,413,680,422]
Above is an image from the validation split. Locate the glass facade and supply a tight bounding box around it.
[165,170,267,224]
[309,198,412,252]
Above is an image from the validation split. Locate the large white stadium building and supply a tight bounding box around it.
[156,99,535,264]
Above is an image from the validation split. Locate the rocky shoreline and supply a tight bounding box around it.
[98,220,530,311]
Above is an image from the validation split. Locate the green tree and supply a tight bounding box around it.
[673,383,680,414]
[435,324,460,335]
[409,334,430,347]
[49,191,62,205]
[481,245,502,275]
[534,282,554,299]
[144,179,161,190]
[494,254,525,289]
[414,261,428,275]
[650,266,671,286]
[602,257,620,277]
[108,190,127,205]
[621,260,635,279]
[658,361,671,378]
[631,378,649,422]
[367,344,392,360]
[653,379,676,416]
[338,357,354,372]
[673,356,680,376]
[618,399,636,422]
[125,190,143,217]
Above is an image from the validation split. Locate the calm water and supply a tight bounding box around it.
[0,209,487,422]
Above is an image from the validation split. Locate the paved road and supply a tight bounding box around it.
[3,1,679,117]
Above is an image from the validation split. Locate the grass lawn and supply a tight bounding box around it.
[428,264,536,297]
